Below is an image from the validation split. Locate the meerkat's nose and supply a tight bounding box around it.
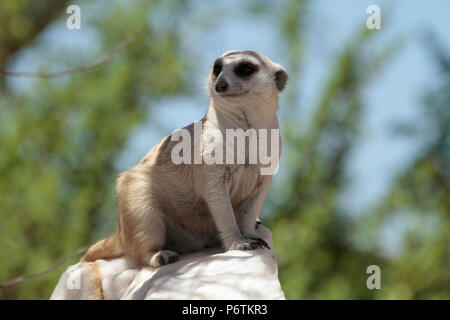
[215,79,229,93]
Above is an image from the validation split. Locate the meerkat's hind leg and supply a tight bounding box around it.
[121,199,180,267]
[145,250,180,268]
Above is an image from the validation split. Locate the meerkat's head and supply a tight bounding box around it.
[207,50,288,106]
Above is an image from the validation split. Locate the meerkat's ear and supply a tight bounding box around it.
[274,68,288,92]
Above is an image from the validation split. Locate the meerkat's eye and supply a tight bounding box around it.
[213,62,222,77]
[234,62,257,78]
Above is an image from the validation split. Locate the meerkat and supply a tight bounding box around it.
[81,50,288,267]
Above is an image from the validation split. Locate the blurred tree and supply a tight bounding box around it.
[0,0,70,73]
[356,37,450,299]
[0,1,189,299]
[264,0,448,299]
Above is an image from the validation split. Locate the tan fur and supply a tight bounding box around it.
[81,50,288,267]
[88,262,104,300]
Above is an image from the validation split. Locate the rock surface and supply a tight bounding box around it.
[50,226,285,300]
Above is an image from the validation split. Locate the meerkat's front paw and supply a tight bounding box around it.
[228,237,270,251]
[149,250,179,268]
[242,231,271,250]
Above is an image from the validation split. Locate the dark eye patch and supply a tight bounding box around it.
[234,62,258,78]
[213,61,222,77]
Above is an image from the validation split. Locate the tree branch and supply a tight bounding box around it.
[0,28,144,78]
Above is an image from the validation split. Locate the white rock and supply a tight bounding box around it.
[50,225,285,300]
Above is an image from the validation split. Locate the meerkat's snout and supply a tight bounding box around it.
[214,77,229,93]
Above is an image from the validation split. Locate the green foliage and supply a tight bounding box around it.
[353,39,450,299]
[0,0,70,70]
[264,1,448,299]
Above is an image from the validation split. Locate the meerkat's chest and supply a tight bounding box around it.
[227,164,262,205]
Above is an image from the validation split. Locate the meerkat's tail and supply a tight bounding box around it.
[81,234,124,262]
